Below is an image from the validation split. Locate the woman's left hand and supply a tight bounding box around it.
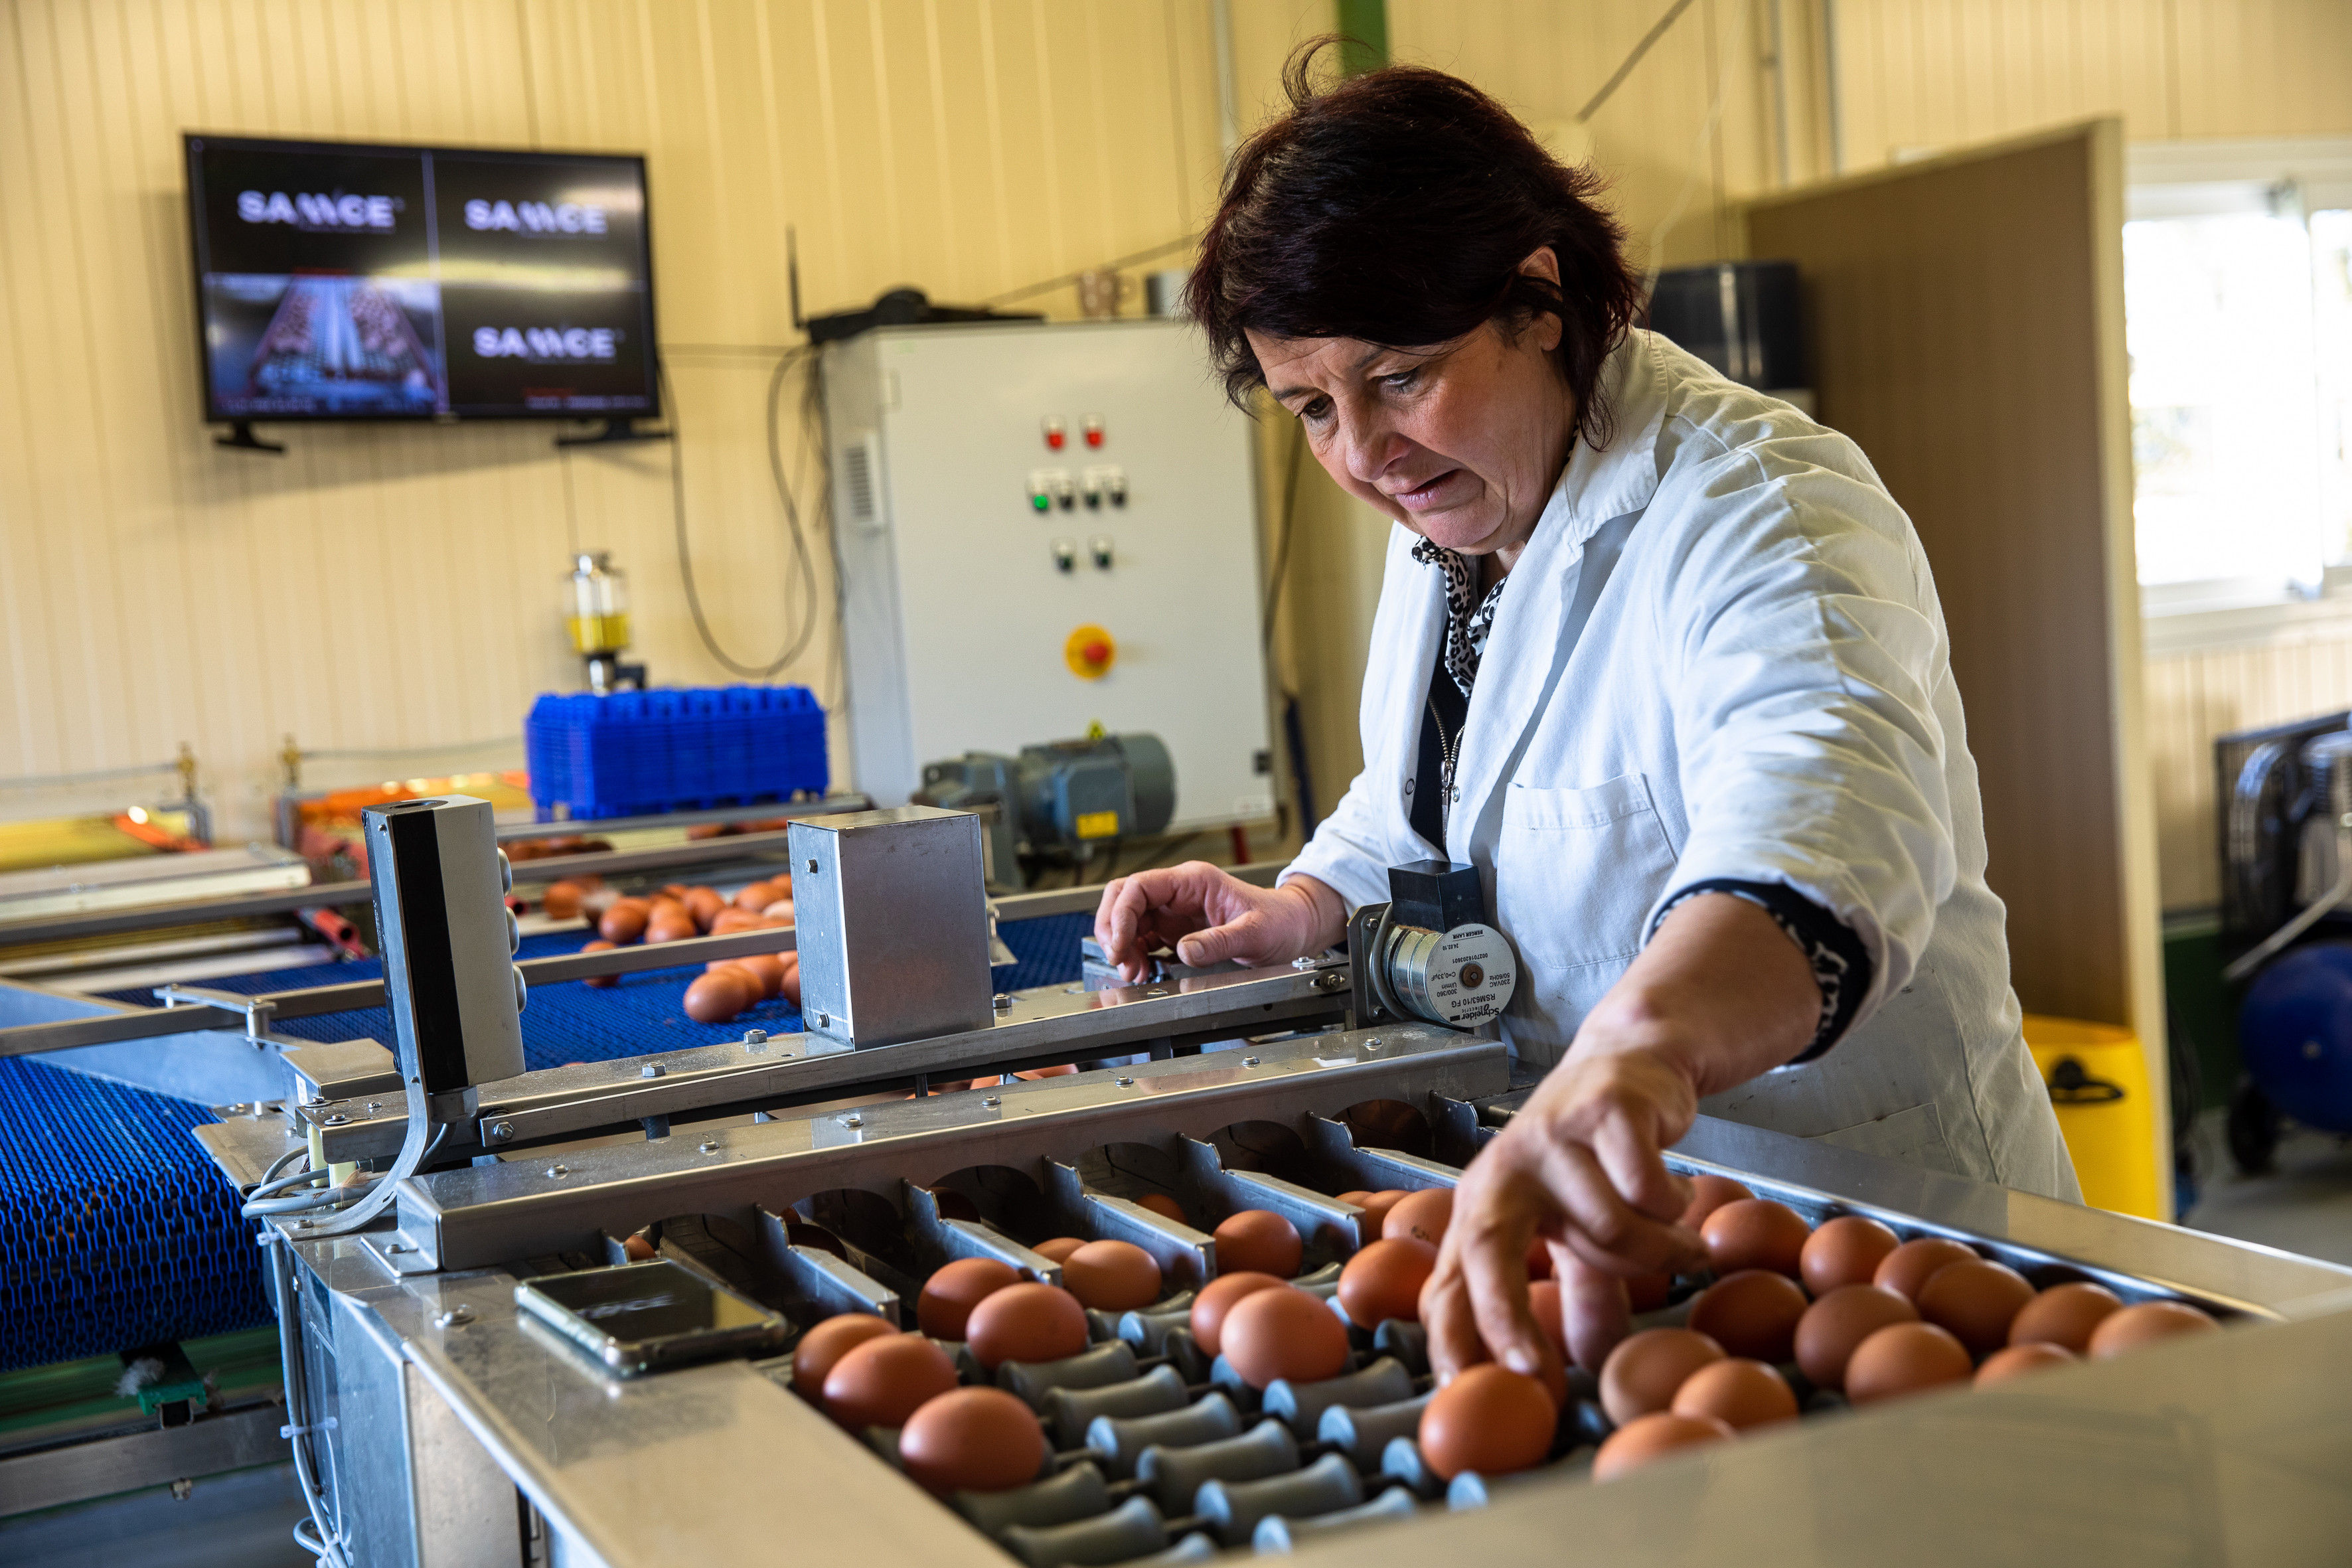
[1419,892,1823,1383]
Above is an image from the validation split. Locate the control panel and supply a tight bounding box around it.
[823,319,1273,831]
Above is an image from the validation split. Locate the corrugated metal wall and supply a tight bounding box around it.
[0,0,1228,836]
[4,0,2351,868]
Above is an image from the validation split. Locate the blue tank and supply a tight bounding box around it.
[2236,941,2352,1135]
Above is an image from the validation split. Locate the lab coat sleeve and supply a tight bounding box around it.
[1652,438,1956,1029]
[1281,526,1427,913]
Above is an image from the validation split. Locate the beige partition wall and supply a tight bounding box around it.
[1745,121,2168,1210]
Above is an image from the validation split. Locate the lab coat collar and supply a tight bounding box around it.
[1551,329,1669,544]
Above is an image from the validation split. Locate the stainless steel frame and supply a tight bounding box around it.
[224,1018,2352,1568]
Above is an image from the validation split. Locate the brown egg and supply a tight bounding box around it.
[1599,1328,1726,1425]
[599,900,649,943]
[1701,1199,1812,1279]
[2086,1300,2219,1358]
[1336,1238,1437,1328]
[1137,1193,1188,1223]
[659,883,692,900]
[735,880,779,912]
[1873,1237,1978,1302]
[1219,1285,1351,1389]
[683,969,753,1023]
[1214,1210,1302,1277]
[647,917,700,945]
[1627,1272,1672,1312]
[792,1313,897,1400]
[1844,1322,1972,1405]
[2008,1281,2123,1352]
[714,953,786,999]
[1418,1366,1559,1480]
[1336,1190,1372,1206]
[621,1232,657,1262]
[1974,1341,2078,1387]
[1593,1411,1736,1480]
[648,894,690,923]
[763,900,796,923]
[916,1257,1022,1340]
[684,887,726,929]
[965,1283,1089,1370]
[542,880,587,919]
[1670,1358,1798,1429]
[1794,1285,1919,1390]
[1383,1188,1454,1247]
[1686,1270,1810,1364]
[1529,1279,1567,1356]
[1356,1190,1412,1234]
[900,1387,1045,1494]
[1917,1259,2035,1355]
[1060,1241,1162,1312]
[822,1332,959,1429]
[777,953,803,1006]
[708,908,765,935]
[1032,1237,1087,1264]
[1800,1215,1901,1296]
[1189,1271,1287,1357]
[580,939,619,987]
[1679,1174,1755,1228]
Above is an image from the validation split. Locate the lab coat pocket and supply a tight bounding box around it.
[1495,773,1680,974]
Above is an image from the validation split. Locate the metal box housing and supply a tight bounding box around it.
[822,319,1275,827]
[789,806,994,1048]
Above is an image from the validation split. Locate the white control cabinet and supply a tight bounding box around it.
[823,319,1274,830]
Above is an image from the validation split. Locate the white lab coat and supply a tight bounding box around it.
[1287,331,2079,1200]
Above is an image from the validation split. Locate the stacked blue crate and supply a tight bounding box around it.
[526,684,828,819]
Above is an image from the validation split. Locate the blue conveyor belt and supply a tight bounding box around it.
[1,913,1092,1372]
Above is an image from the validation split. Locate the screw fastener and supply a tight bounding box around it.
[488,1121,514,1142]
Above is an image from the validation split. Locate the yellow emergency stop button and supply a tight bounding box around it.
[1065,625,1115,680]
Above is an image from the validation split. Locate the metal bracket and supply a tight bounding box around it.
[156,983,277,1045]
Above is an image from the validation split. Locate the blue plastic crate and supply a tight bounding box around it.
[526,684,828,819]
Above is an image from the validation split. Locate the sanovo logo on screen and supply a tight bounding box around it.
[236,191,398,229]
[473,327,618,360]
[463,199,608,235]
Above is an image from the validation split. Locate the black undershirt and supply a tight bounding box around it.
[1409,632,1467,851]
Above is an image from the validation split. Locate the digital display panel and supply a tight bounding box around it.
[185,134,659,422]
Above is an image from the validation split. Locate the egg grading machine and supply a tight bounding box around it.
[151,797,2352,1567]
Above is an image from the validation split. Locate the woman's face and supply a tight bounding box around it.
[1249,250,1575,560]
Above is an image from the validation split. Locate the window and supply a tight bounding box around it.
[2125,141,2352,617]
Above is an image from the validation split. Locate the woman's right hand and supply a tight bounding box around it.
[1093,863,1346,984]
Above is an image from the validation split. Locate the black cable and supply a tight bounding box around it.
[1576,0,1703,123]
[981,234,1200,308]
[662,354,821,680]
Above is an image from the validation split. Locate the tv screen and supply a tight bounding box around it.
[184,134,658,423]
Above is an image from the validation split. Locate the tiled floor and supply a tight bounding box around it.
[2181,1107,2352,1268]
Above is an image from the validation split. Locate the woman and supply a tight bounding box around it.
[1091,54,2078,1389]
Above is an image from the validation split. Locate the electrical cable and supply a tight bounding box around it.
[1576,0,1703,123]
[662,353,825,680]
[1636,34,1731,299]
[981,234,1200,308]
[268,1231,353,1568]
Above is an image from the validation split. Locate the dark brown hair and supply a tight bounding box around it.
[1186,42,1642,451]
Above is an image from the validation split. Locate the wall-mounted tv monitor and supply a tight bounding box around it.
[185,134,658,423]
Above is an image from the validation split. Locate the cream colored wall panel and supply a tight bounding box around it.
[0,0,1234,839]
